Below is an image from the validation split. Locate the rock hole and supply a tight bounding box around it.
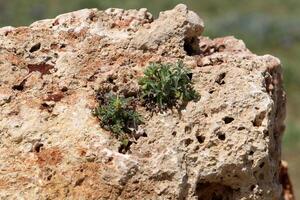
[250,185,256,191]
[118,141,133,154]
[209,89,215,94]
[29,43,41,53]
[259,162,265,168]
[107,76,115,84]
[74,177,85,187]
[222,116,234,124]
[47,174,53,181]
[217,132,226,141]
[183,138,193,147]
[112,85,119,92]
[184,37,200,56]
[263,130,269,137]
[172,131,177,137]
[40,102,54,113]
[196,135,205,143]
[12,84,24,91]
[61,86,68,92]
[216,44,226,52]
[33,142,44,153]
[238,127,245,131]
[142,132,148,137]
[12,79,27,91]
[185,125,192,134]
[195,182,234,200]
[249,150,254,155]
[215,72,226,85]
[252,111,266,127]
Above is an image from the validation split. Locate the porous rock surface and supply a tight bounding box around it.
[0,4,290,200]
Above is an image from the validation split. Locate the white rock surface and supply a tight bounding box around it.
[0,4,289,200]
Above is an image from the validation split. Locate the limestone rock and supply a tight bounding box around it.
[0,4,291,200]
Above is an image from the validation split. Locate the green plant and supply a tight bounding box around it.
[139,61,199,109]
[93,94,142,137]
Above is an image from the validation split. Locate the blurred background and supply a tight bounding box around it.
[0,0,299,197]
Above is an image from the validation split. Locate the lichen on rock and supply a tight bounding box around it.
[0,4,293,200]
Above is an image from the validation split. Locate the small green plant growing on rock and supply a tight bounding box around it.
[139,61,199,110]
[93,94,142,140]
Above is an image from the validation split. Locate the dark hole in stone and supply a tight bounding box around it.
[215,72,226,85]
[107,76,115,84]
[118,141,133,154]
[142,132,148,137]
[259,162,265,168]
[187,72,193,81]
[33,142,44,153]
[40,102,54,113]
[252,111,266,127]
[107,157,113,162]
[41,103,49,108]
[12,79,27,91]
[12,84,24,91]
[29,43,41,53]
[263,130,269,137]
[217,132,226,141]
[185,125,192,134]
[238,127,245,131]
[195,182,235,200]
[209,89,215,94]
[184,138,193,147]
[61,86,68,92]
[250,185,256,191]
[223,116,234,124]
[47,174,52,181]
[249,150,254,155]
[112,85,119,92]
[74,177,85,187]
[217,44,226,52]
[184,37,200,56]
[172,131,177,137]
[196,135,205,143]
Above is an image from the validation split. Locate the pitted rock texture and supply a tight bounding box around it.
[0,4,289,200]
